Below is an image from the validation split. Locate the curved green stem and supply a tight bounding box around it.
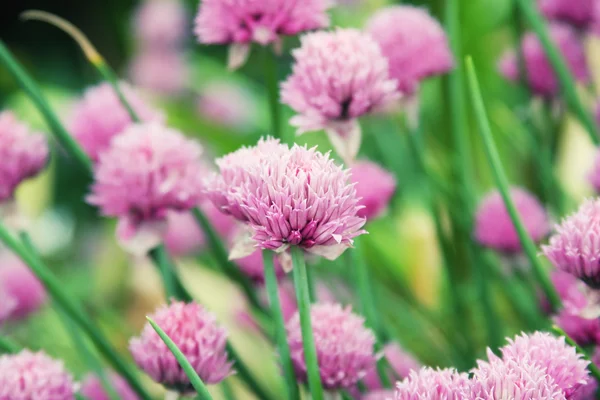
[291,247,324,400]
[148,245,193,302]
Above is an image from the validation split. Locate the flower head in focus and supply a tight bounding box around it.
[286,302,376,390]
[69,82,164,161]
[81,371,138,400]
[129,301,232,393]
[281,28,400,163]
[499,23,589,97]
[365,5,454,96]
[194,0,331,69]
[87,122,205,255]
[363,343,421,391]
[0,350,77,400]
[538,0,596,28]
[0,111,48,203]
[474,187,549,253]
[0,252,47,321]
[543,198,600,288]
[394,367,471,400]
[351,161,396,220]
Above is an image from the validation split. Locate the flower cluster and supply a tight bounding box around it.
[0,252,47,321]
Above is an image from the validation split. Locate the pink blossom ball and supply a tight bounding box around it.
[543,198,600,288]
[363,343,421,391]
[69,82,164,161]
[134,0,188,47]
[499,23,589,97]
[0,253,47,321]
[474,187,549,253]
[0,350,77,399]
[286,302,376,390]
[366,5,454,95]
[538,0,596,28]
[0,111,49,202]
[351,161,396,220]
[80,371,138,400]
[129,51,188,95]
[129,301,232,392]
[394,367,471,400]
[194,0,330,46]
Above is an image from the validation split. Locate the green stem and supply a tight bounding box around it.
[225,343,275,400]
[0,336,19,353]
[191,208,264,313]
[220,380,235,400]
[262,250,300,400]
[0,40,93,175]
[552,326,600,381]
[291,246,324,400]
[350,241,381,338]
[147,318,214,400]
[0,222,152,400]
[263,48,283,142]
[465,56,561,311]
[148,245,193,302]
[514,0,599,145]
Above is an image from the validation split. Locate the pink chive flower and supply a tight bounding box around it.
[87,122,205,255]
[474,187,549,253]
[0,111,48,202]
[538,0,596,28]
[543,198,600,288]
[363,343,421,391]
[351,161,396,220]
[80,371,138,400]
[499,332,591,397]
[0,350,77,399]
[365,5,454,96]
[499,23,589,97]
[197,81,258,130]
[129,301,232,393]
[134,0,188,47]
[69,82,164,162]
[280,29,400,163]
[551,270,600,346]
[394,367,471,400]
[194,0,330,69]
[286,303,376,390]
[164,203,236,257]
[471,353,566,400]
[129,51,188,96]
[0,253,47,321]
[364,390,395,400]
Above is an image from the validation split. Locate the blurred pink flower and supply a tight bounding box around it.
[129,301,232,392]
[0,253,47,321]
[543,198,600,288]
[363,343,421,391]
[129,51,188,95]
[134,0,188,47]
[351,161,396,220]
[0,288,16,326]
[0,350,77,399]
[164,202,236,257]
[194,0,330,69]
[499,23,589,97]
[87,122,205,255]
[286,302,376,390]
[551,270,600,346]
[538,0,595,28]
[0,111,48,202]
[365,5,454,96]
[80,371,138,400]
[364,390,395,400]
[69,82,164,162]
[471,353,566,400]
[281,29,400,163]
[394,367,470,400]
[500,332,590,397]
[196,81,257,129]
[474,187,549,253]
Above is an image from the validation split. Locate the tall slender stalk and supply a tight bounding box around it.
[291,246,324,400]
[513,0,599,144]
[262,250,300,400]
[465,56,561,311]
[0,222,152,400]
[225,343,275,400]
[148,245,193,302]
[263,48,283,142]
